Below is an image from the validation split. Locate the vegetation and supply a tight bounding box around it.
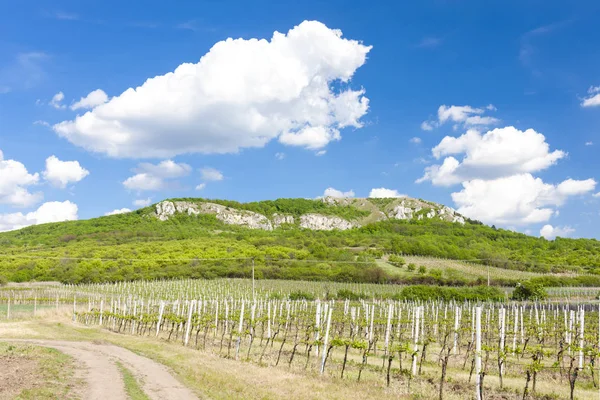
[0,197,598,284]
[511,281,548,301]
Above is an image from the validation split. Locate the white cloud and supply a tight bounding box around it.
[451,174,596,225]
[409,137,422,144]
[133,198,152,207]
[105,208,132,216]
[594,192,600,198]
[323,187,354,198]
[53,21,372,158]
[0,150,42,207]
[275,152,285,160]
[70,89,108,110]
[123,173,164,191]
[0,201,78,232]
[586,141,594,146]
[43,155,89,188]
[33,120,50,127]
[199,167,223,182]
[315,150,327,156]
[123,160,191,191]
[196,183,206,191]
[418,127,566,186]
[369,188,407,198]
[50,91,66,109]
[540,224,575,240]
[421,104,499,131]
[582,86,600,107]
[420,121,434,131]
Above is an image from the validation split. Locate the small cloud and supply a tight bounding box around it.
[196,183,206,191]
[49,91,66,109]
[586,141,594,146]
[133,198,152,207]
[322,187,354,198]
[33,120,50,127]
[420,121,435,131]
[409,137,422,144]
[105,208,132,216]
[54,11,79,20]
[315,150,327,156]
[71,89,108,110]
[275,152,285,160]
[176,20,197,31]
[593,192,600,198]
[416,36,443,48]
[200,167,223,182]
[540,224,574,240]
[369,188,407,198]
[582,85,600,108]
[486,104,497,111]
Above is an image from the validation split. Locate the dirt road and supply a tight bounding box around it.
[5,339,199,400]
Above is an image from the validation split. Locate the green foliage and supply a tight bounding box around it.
[0,196,599,285]
[418,266,426,274]
[511,281,548,301]
[336,289,366,300]
[395,285,505,301]
[388,254,405,265]
[288,291,316,301]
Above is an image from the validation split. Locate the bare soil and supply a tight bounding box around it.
[4,340,198,400]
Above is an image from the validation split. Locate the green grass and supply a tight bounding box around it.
[115,360,149,400]
[0,342,79,399]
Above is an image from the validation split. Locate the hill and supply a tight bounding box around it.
[0,196,599,284]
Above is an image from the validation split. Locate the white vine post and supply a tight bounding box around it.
[579,306,585,369]
[6,294,10,320]
[475,306,482,400]
[184,300,196,347]
[384,303,393,359]
[156,301,165,337]
[320,305,333,375]
[499,307,506,375]
[315,301,321,357]
[453,305,460,354]
[99,299,104,325]
[72,295,77,322]
[412,306,421,376]
[236,300,245,360]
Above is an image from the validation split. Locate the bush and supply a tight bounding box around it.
[336,289,366,300]
[388,254,406,265]
[395,285,504,301]
[511,281,547,301]
[407,263,416,272]
[418,266,426,274]
[288,291,315,301]
[0,275,7,286]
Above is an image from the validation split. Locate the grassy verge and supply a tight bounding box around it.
[0,341,80,399]
[115,361,149,400]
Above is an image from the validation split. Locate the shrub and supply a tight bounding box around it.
[336,289,366,300]
[407,263,416,272]
[418,266,426,274]
[511,281,547,301]
[288,291,315,301]
[388,254,406,265]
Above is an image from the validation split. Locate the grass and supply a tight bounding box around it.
[116,360,149,400]
[1,318,597,400]
[0,341,80,399]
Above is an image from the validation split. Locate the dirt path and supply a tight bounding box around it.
[4,339,199,400]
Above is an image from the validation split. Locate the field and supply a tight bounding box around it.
[2,279,600,399]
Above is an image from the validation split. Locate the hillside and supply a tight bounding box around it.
[0,196,599,284]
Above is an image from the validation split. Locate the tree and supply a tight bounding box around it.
[511,281,547,301]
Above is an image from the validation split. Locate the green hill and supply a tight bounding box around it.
[0,197,599,285]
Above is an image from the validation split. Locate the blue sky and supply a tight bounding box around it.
[1,0,599,239]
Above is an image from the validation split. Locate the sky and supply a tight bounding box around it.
[1,0,599,239]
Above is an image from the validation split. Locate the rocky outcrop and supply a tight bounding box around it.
[155,201,273,230]
[273,214,295,228]
[299,214,355,231]
[153,196,467,230]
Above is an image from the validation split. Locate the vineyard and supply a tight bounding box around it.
[2,280,600,399]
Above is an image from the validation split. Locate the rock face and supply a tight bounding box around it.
[273,214,295,228]
[153,196,467,231]
[155,201,273,230]
[299,214,355,231]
